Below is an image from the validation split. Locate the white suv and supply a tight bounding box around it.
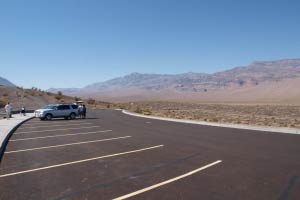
[34,104,78,120]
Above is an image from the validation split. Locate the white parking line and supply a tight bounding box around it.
[113,160,222,200]
[0,145,164,178]
[24,120,88,126]
[10,130,113,141]
[15,126,100,134]
[18,123,93,129]
[5,136,132,154]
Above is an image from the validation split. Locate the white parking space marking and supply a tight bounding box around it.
[15,126,100,134]
[10,130,113,142]
[113,160,222,200]
[24,120,88,126]
[5,136,132,154]
[18,123,93,129]
[0,145,164,178]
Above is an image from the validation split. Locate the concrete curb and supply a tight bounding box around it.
[122,110,300,135]
[0,115,34,162]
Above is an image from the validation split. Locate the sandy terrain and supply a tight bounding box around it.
[120,102,300,129]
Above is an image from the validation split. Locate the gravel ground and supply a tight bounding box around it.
[119,102,300,129]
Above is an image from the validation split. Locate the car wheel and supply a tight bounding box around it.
[69,113,76,120]
[45,114,52,120]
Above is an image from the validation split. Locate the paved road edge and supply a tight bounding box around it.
[121,110,300,135]
[0,115,35,162]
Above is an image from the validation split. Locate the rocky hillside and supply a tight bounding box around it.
[0,86,76,110]
[48,59,300,103]
[0,85,113,111]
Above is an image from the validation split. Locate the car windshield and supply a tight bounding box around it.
[42,105,57,109]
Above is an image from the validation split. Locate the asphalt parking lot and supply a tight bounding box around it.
[0,109,300,200]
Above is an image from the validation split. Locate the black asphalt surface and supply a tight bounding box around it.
[0,109,300,200]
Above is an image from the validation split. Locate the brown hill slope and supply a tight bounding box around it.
[0,86,113,111]
[0,86,77,110]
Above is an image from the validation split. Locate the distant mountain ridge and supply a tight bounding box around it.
[48,58,300,103]
[0,76,16,87]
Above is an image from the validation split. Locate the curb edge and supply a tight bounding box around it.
[122,110,300,135]
[0,116,35,162]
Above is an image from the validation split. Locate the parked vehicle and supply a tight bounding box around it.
[34,104,78,120]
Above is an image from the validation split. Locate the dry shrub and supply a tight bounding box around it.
[134,106,143,114]
[0,99,5,108]
[55,95,62,100]
[74,96,81,101]
[55,91,63,100]
[87,98,96,105]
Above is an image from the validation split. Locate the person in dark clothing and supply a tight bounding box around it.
[21,106,26,116]
[82,104,86,119]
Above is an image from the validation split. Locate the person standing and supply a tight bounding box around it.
[21,106,26,116]
[5,102,13,120]
[78,104,83,119]
[82,104,86,119]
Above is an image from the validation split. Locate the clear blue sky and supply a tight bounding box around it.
[1,0,300,89]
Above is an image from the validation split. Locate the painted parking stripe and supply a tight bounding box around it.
[0,145,164,178]
[15,126,100,134]
[113,160,222,200]
[5,136,131,154]
[24,120,88,126]
[18,123,93,129]
[10,130,112,142]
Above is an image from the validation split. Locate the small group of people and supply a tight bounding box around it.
[4,102,26,119]
[78,104,86,119]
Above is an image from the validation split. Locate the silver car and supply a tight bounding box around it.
[34,104,78,120]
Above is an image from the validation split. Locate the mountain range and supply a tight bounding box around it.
[47,59,300,103]
[0,76,15,87]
